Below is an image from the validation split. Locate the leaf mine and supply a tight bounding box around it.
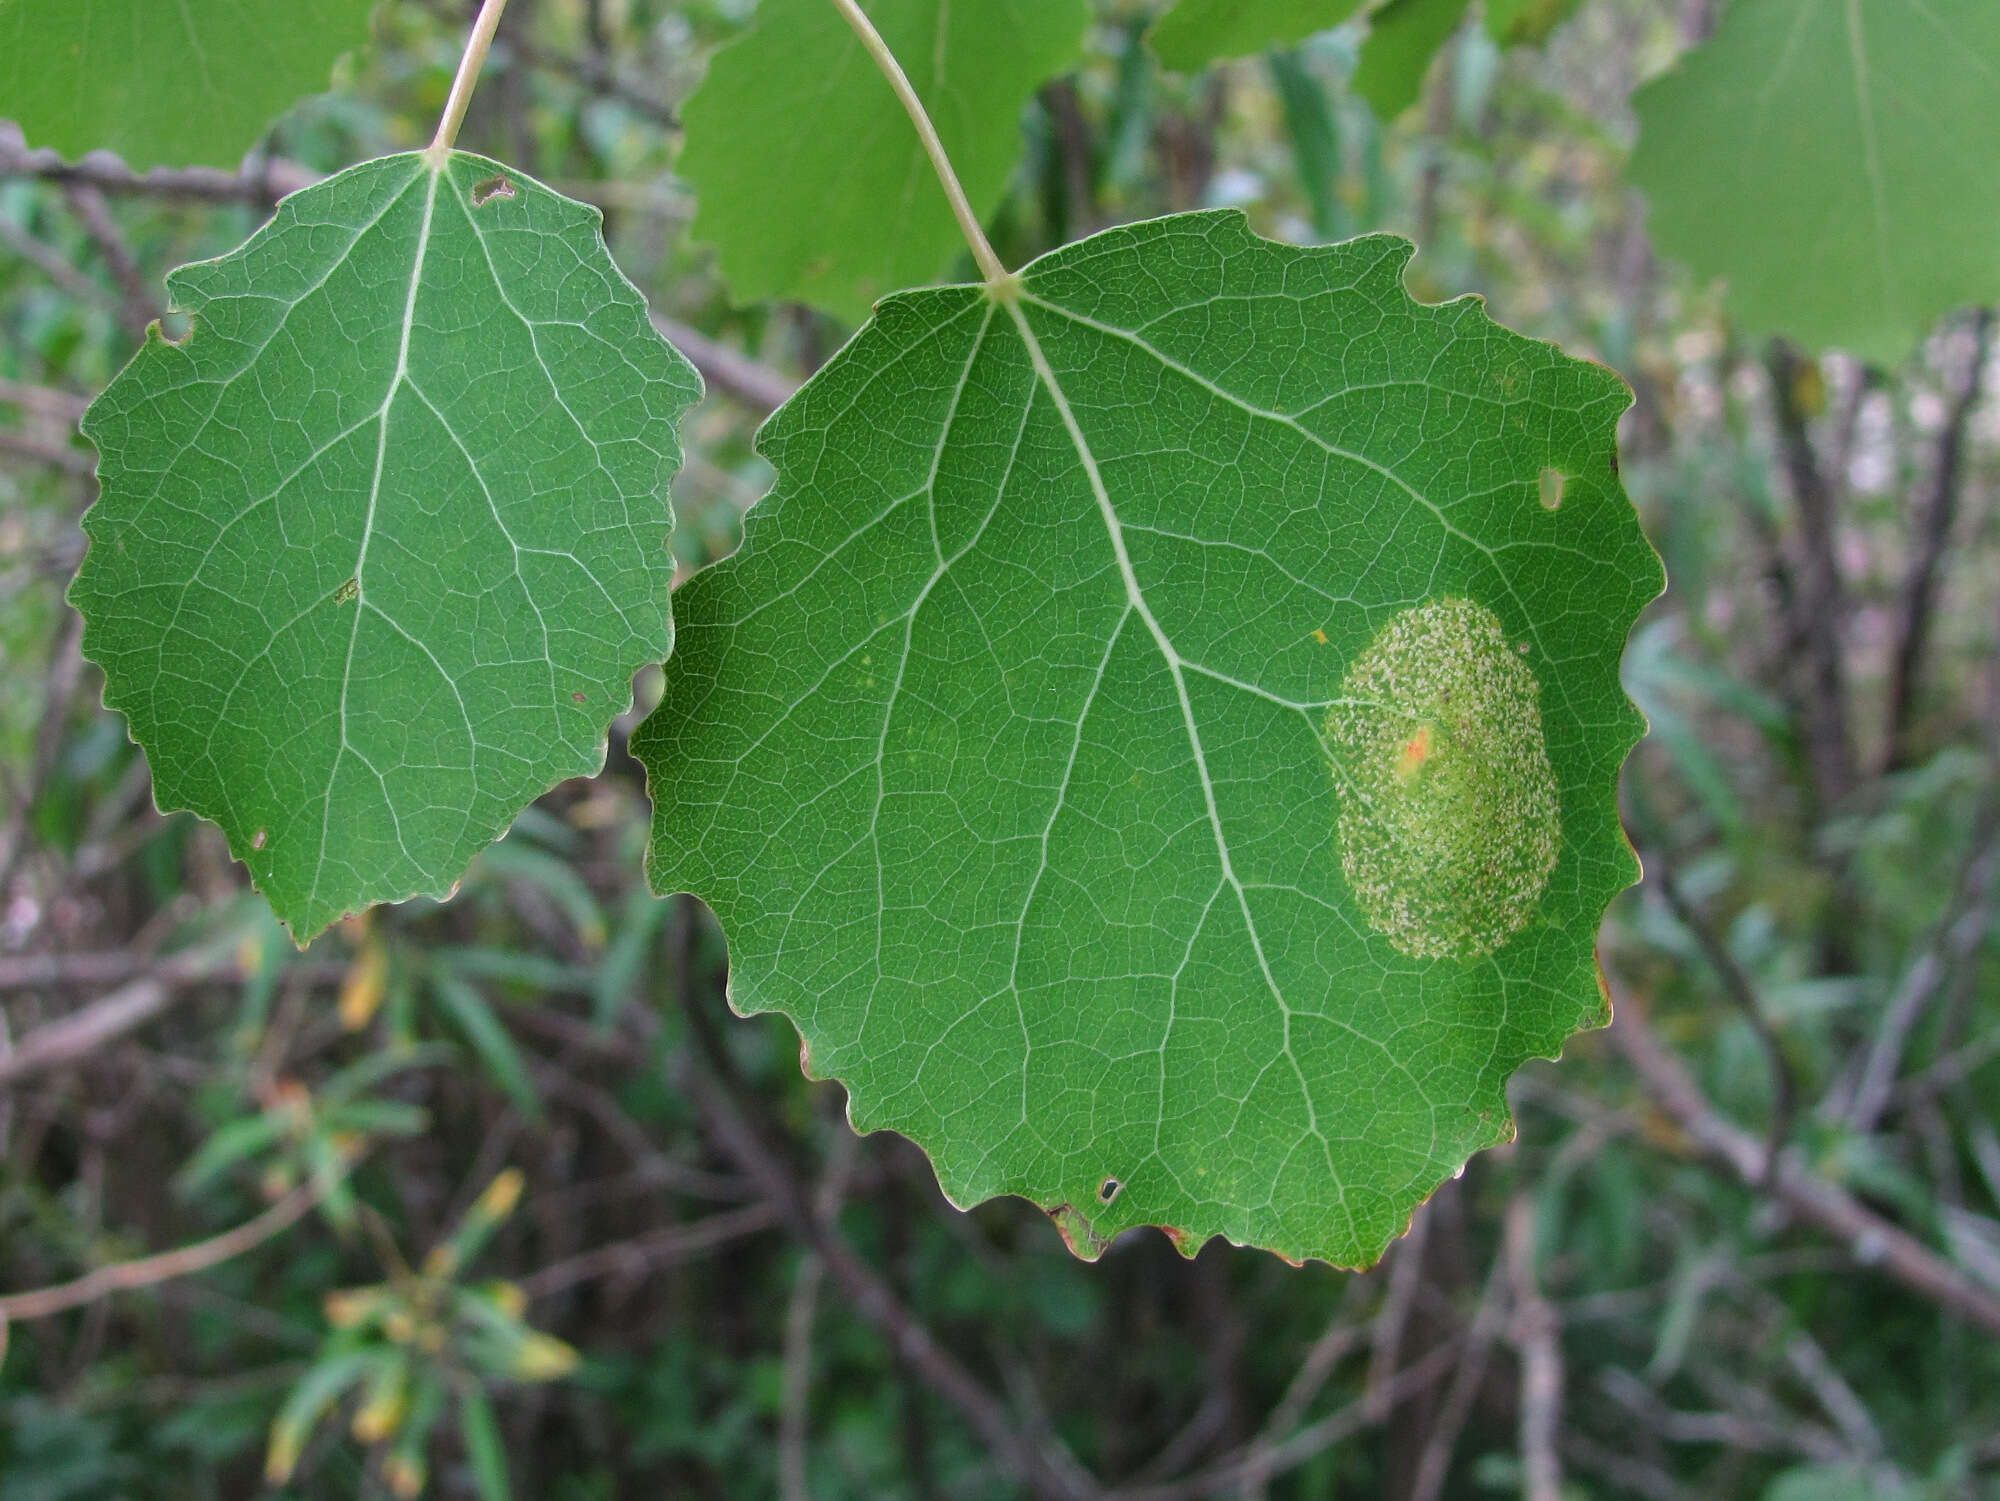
[1324,597,1561,961]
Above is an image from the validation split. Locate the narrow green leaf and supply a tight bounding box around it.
[432,974,544,1122]
[1353,0,1471,119]
[71,152,700,942]
[1482,0,1581,46]
[677,0,1089,323]
[1149,0,1369,72]
[266,1345,381,1483]
[1628,0,2000,363]
[1267,50,1347,242]
[0,0,374,169]
[457,1386,511,1501]
[636,211,1660,1267]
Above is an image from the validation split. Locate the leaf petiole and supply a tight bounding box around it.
[429,0,513,159]
[824,0,1017,296]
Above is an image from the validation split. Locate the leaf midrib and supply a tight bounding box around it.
[998,293,1357,1238]
[310,160,444,914]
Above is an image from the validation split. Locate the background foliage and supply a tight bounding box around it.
[3,0,1998,1497]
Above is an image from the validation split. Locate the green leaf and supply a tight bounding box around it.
[70,151,699,942]
[1628,0,2000,363]
[1148,0,1368,72]
[1353,0,1472,119]
[0,0,374,170]
[457,1386,512,1501]
[1482,0,1581,46]
[677,0,1089,324]
[432,974,544,1122]
[636,211,1660,1267]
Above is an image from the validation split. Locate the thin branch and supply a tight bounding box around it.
[1612,987,2000,1339]
[0,608,85,895]
[0,426,94,474]
[1107,1338,1464,1501]
[0,218,116,307]
[1505,1196,1563,1501]
[1364,1204,1430,1420]
[1408,1236,1514,1501]
[64,183,155,335]
[0,378,91,427]
[780,1115,861,1501]
[0,129,315,204]
[1842,806,2000,1133]
[1765,340,1857,808]
[1884,309,1992,770]
[431,0,514,157]
[0,1159,348,1323]
[823,0,1012,290]
[517,1202,778,1298]
[652,312,798,415]
[0,978,173,1089]
[1232,1281,1372,1499]
[1649,852,1796,1176]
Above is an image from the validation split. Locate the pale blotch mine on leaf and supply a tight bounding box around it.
[1324,597,1560,960]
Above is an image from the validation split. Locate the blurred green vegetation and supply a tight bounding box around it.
[2,1,1998,1497]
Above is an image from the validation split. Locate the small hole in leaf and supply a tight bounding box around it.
[1537,467,1566,510]
[251,828,268,850]
[334,577,359,605]
[1098,1178,1122,1204]
[471,175,515,207]
[159,312,192,346]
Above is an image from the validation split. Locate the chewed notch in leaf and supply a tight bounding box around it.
[636,210,1661,1268]
[72,151,701,941]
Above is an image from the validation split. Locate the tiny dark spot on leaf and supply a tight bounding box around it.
[334,577,359,605]
[471,175,516,207]
[1098,1178,1121,1203]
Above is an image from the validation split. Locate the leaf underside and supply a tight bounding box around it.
[0,0,374,169]
[676,0,1089,324]
[637,211,1661,1267]
[1629,0,2000,363]
[73,152,700,941]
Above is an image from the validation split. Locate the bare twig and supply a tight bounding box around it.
[0,609,86,893]
[1612,989,2000,1338]
[1232,1279,1372,1499]
[64,184,155,335]
[1884,309,1993,771]
[1408,1237,1514,1501]
[0,1158,348,1323]
[1649,853,1796,1177]
[0,978,174,1089]
[1364,1204,1431,1420]
[0,217,117,307]
[1842,808,2000,1133]
[1765,341,1857,809]
[652,312,798,415]
[780,1113,861,1501]
[0,426,93,473]
[0,128,315,204]
[0,378,91,427]
[1505,1196,1563,1501]
[1107,1337,1464,1501]
[517,1202,778,1298]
